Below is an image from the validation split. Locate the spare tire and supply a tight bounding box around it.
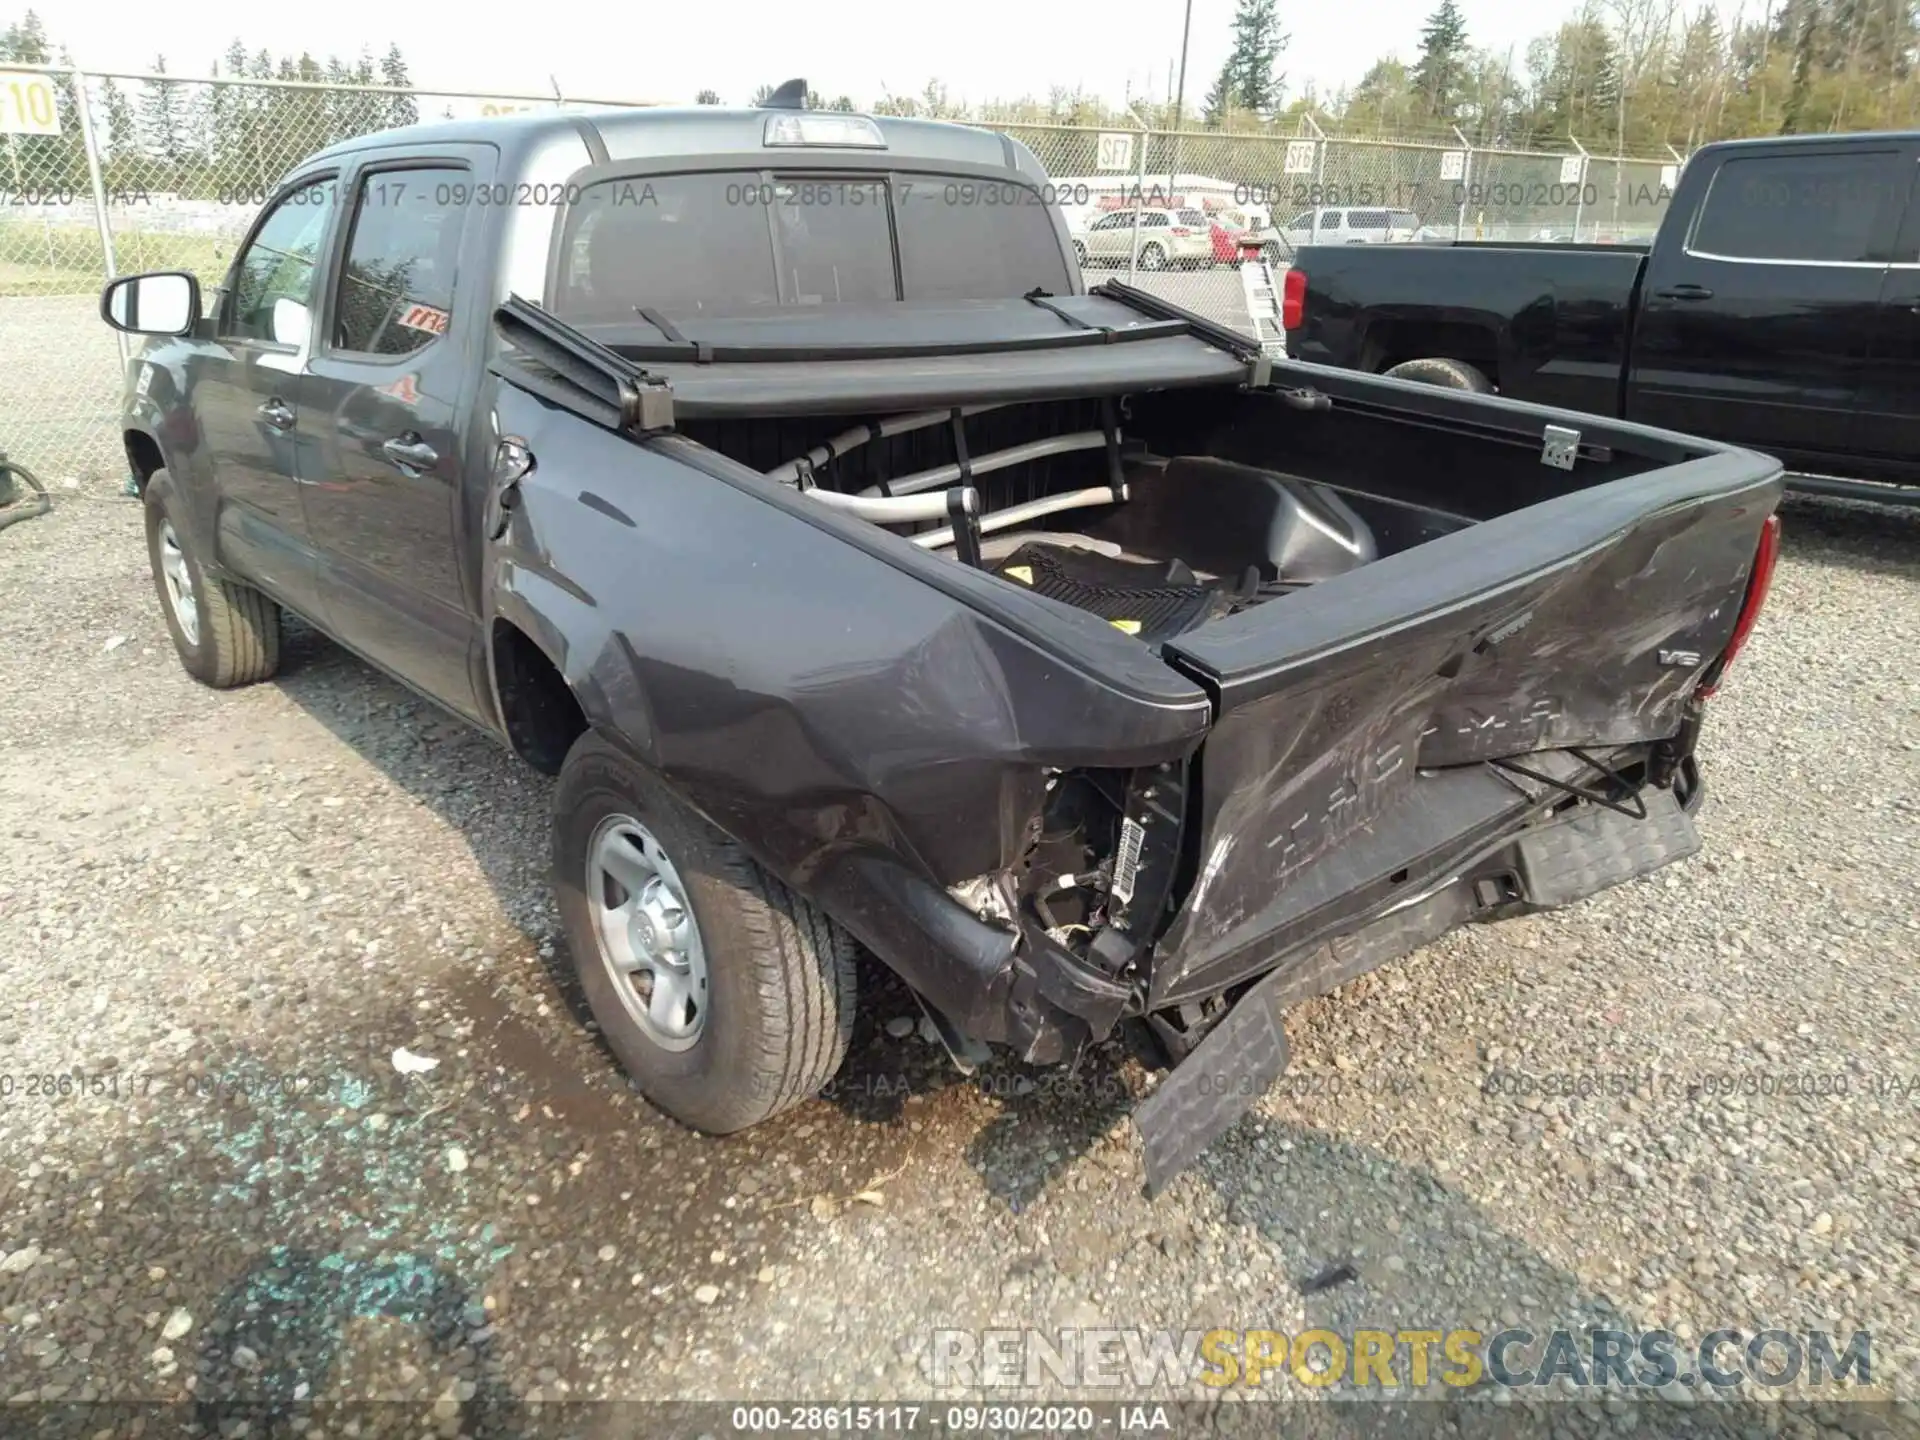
[1383,357,1494,392]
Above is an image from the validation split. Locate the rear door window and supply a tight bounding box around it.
[1320,211,1344,230]
[1690,150,1908,263]
[332,166,467,356]
[1349,210,1389,230]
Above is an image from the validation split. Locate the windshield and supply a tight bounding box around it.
[553,169,1074,319]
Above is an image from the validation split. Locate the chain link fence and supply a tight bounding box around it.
[0,64,1684,485]
[983,122,1682,328]
[0,66,645,484]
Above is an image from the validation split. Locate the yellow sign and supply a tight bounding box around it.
[0,71,61,135]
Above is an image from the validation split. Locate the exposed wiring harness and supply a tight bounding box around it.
[0,451,51,533]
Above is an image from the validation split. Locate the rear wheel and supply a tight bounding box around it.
[1138,242,1166,271]
[1382,357,1494,393]
[553,732,858,1134]
[144,473,281,688]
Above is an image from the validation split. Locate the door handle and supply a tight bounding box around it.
[1654,283,1714,301]
[257,398,295,431]
[381,434,440,473]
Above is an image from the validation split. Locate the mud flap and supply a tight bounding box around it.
[1133,962,1292,1198]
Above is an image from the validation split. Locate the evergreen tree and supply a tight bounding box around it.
[1201,66,1233,126]
[1779,0,1821,132]
[325,55,353,144]
[1412,0,1471,123]
[138,55,189,180]
[381,44,417,127]
[101,77,135,153]
[0,10,48,60]
[1203,0,1288,124]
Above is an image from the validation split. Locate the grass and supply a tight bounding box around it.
[0,222,231,297]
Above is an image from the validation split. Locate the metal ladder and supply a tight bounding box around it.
[1239,258,1288,358]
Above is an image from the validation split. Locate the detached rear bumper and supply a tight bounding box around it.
[1133,781,1703,1194]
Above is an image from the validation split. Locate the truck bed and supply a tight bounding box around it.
[496,291,1780,993]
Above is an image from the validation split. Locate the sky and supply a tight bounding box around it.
[36,0,1596,111]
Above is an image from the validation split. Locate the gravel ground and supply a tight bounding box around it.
[0,487,1914,1435]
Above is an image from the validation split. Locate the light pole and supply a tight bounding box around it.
[1170,0,1192,200]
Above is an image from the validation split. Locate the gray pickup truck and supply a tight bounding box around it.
[99,84,1783,1191]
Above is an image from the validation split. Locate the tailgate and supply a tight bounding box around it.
[1148,450,1782,1005]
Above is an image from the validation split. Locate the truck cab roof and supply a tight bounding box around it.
[305,104,1040,181]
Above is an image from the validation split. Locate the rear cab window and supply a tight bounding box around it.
[553,168,1072,318]
[1688,149,1908,262]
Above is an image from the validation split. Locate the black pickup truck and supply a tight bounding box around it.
[100,86,1783,1192]
[1285,130,1920,507]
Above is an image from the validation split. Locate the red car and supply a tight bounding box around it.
[1208,208,1250,265]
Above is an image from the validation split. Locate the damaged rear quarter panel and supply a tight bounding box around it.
[484,386,1210,910]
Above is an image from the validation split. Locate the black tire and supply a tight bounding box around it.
[1382,357,1495,393]
[144,473,281,688]
[553,732,857,1134]
[1138,242,1166,271]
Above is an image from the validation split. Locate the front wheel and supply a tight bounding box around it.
[144,473,281,688]
[552,732,858,1134]
[1382,357,1494,393]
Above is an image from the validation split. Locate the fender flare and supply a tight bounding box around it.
[486,557,661,774]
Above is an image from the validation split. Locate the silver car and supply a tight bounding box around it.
[1073,208,1216,271]
[1284,207,1430,244]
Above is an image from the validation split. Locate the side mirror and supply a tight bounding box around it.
[270,296,311,348]
[100,271,201,336]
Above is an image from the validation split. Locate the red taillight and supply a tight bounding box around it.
[1699,512,1782,698]
[1281,267,1307,330]
[1171,227,1192,236]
